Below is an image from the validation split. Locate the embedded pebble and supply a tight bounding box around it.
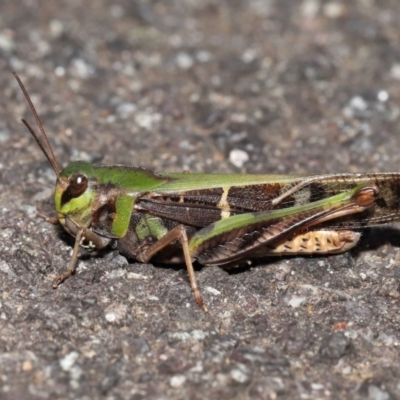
[229,149,249,168]
[104,303,128,323]
[176,52,194,69]
[60,352,79,371]
[170,375,186,388]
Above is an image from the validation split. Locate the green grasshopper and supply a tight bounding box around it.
[14,71,400,312]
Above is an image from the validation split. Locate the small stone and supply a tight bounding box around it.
[319,333,352,360]
[368,385,391,400]
[230,363,251,384]
[0,260,16,277]
[176,52,194,70]
[387,290,400,299]
[108,254,129,269]
[49,19,64,38]
[104,303,128,323]
[301,0,320,18]
[116,102,137,118]
[0,31,14,52]
[170,375,186,388]
[229,149,249,168]
[54,66,66,77]
[71,58,93,79]
[196,51,211,63]
[390,64,400,80]
[22,360,33,371]
[0,129,10,144]
[288,295,306,308]
[323,2,346,19]
[126,272,149,280]
[205,286,221,296]
[135,111,162,130]
[60,351,79,371]
[377,90,389,102]
[108,268,126,279]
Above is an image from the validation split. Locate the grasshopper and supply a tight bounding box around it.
[14,71,400,312]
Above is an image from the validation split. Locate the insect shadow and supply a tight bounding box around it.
[52,224,400,279]
[355,225,400,252]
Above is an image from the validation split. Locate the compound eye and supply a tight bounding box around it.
[69,173,88,198]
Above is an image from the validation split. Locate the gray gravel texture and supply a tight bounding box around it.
[0,1,400,399]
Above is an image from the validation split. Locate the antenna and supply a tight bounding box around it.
[12,71,62,180]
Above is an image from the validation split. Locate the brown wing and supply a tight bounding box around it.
[135,184,297,228]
